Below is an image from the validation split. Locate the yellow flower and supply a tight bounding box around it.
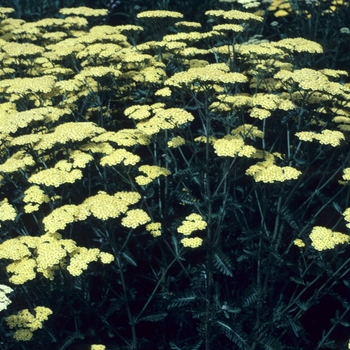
[91,345,106,350]
[293,238,305,248]
[59,7,108,17]
[146,222,162,237]
[181,237,203,248]
[135,165,171,185]
[246,162,301,183]
[136,10,184,20]
[1,42,44,58]
[213,135,256,158]
[121,209,151,229]
[67,247,100,276]
[0,284,13,312]
[309,226,350,251]
[177,213,207,235]
[100,148,140,166]
[155,87,172,97]
[167,136,186,148]
[13,329,33,341]
[0,198,16,225]
[0,151,35,173]
[28,168,83,187]
[296,130,345,147]
[6,306,52,341]
[7,258,37,284]
[23,185,50,205]
[98,252,114,264]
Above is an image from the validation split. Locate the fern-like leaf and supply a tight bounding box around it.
[216,321,249,349]
[212,250,233,277]
[138,312,167,323]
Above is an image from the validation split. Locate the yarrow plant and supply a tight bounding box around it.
[0,3,350,350]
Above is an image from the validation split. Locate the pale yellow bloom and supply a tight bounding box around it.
[100,148,140,166]
[181,237,203,248]
[0,198,16,225]
[121,209,151,229]
[168,136,186,148]
[146,222,162,237]
[59,7,108,17]
[293,238,305,248]
[91,345,106,350]
[0,284,13,312]
[177,213,207,235]
[309,226,350,251]
[135,165,171,185]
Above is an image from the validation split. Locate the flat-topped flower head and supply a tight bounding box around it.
[135,165,171,185]
[146,222,162,237]
[0,151,35,173]
[296,130,345,147]
[121,209,151,229]
[1,42,44,58]
[59,7,108,17]
[100,148,140,166]
[206,9,263,23]
[309,226,350,251]
[34,122,104,150]
[213,134,256,158]
[181,237,203,248]
[0,7,15,19]
[137,10,184,20]
[0,284,13,312]
[177,213,207,235]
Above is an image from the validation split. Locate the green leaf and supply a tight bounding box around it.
[138,312,167,323]
[212,250,233,277]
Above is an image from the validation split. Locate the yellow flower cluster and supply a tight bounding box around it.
[67,247,100,276]
[92,129,151,147]
[28,168,83,187]
[181,237,203,248]
[0,232,114,283]
[69,150,94,169]
[0,284,13,312]
[213,135,257,158]
[309,226,350,251]
[146,222,162,237]
[213,23,244,33]
[136,10,184,20]
[136,108,194,135]
[155,87,172,97]
[343,169,350,182]
[59,7,107,17]
[0,7,14,19]
[100,148,141,166]
[43,191,141,233]
[343,207,350,228]
[0,150,35,173]
[293,238,306,248]
[296,130,345,147]
[121,209,151,229]
[1,42,44,58]
[34,122,104,150]
[167,136,186,148]
[23,185,50,213]
[232,124,264,140]
[165,64,247,88]
[125,105,152,120]
[246,153,301,183]
[0,198,16,226]
[177,213,207,235]
[6,306,52,341]
[135,165,171,185]
[205,9,263,23]
[91,345,106,350]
